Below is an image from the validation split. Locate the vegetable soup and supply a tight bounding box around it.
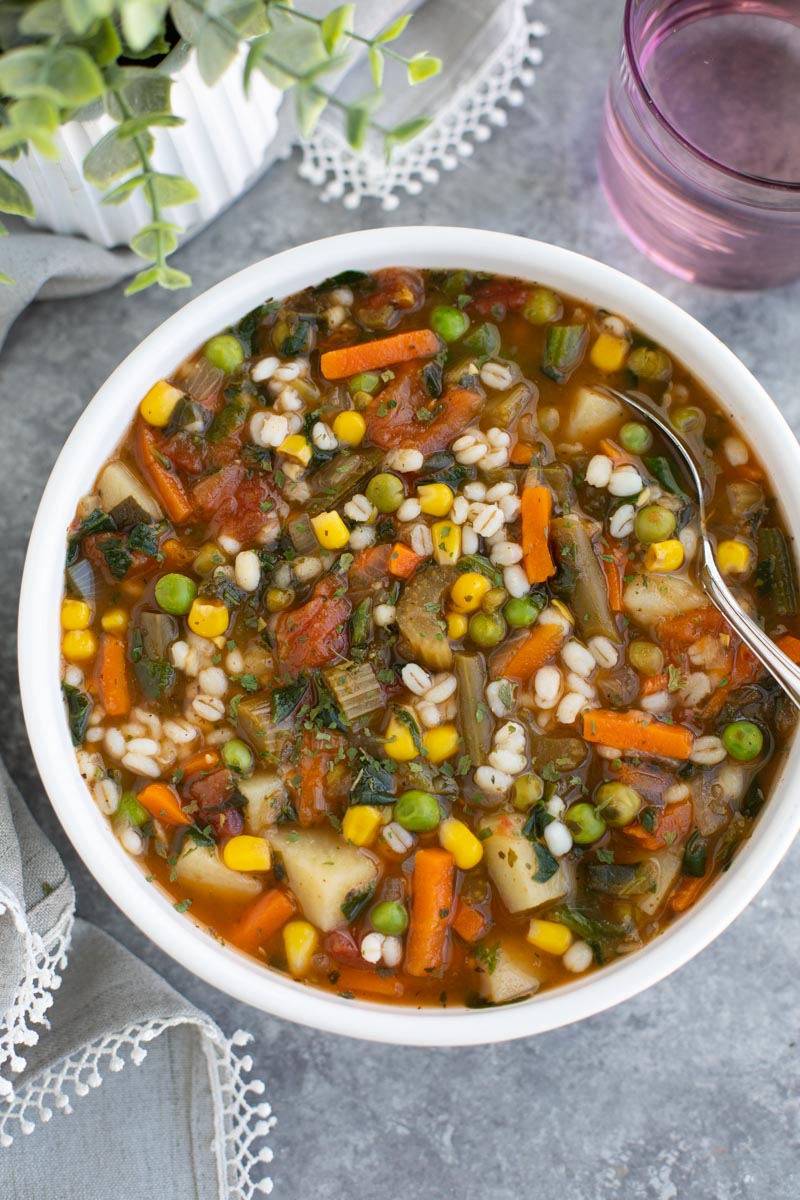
[60,268,798,1008]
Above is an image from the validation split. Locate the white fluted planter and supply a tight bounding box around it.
[9,43,284,248]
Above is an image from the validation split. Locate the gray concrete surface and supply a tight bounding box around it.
[2,1,799,1196]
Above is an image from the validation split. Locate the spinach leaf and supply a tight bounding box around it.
[314,269,370,292]
[531,842,559,883]
[280,319,314,357]
[350,755,395,806]
[643,455,685,497]
[421,359,444,399]
[340,882,375,921]
[134,658,176,700]
[522,802,554,842]
[271,676,309,724]
[308,672,349,733]
[98,535,133,580]
[127,523,161,558]
[456,554,503,587]
[233,300,278,355]
[62,683,92,745]
[66,509,115,565]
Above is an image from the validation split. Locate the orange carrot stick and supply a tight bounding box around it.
[502,623,564,681]
[137,782,192,826]
[639,672,669,697]
[405,848,455,977]
[334,966,405,998]
[236,888,296,949]
[624,799,692,851]
[388,542,425,578]
[134,417,194,525]
[521,485,556,584]
[776,634,800,664]
[452,900,489,944]
[600,550,624,613]
[179,748,221,777]
[670,873,708,913]
[582,709,694,760]
[509,442,534,466]
[320,329,441,380]
[598,438,626,464]
[96,634,130,717]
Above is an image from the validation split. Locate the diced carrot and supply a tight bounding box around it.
[137,782,192,826]
[598,438,626,464]
[501,623,564,681]
[736,464,763,482]
[582,709,694,760]
[320,329,441,380]
[334,966,405,998]
[660,605,721,653]
[134,416,194,525]
[96,634,130,717]
[162,537,195,569]
[405,848,455,978]
[388,542,425,579]
[777,634,800,665]
[452,900,489,944]
[600,549,624,613]
[236,888,296,949]
[640,672,669,697]
[670,873,708,913]
[702,638,762,719]
[521,486,556,584]
[180,748,221,777]
[510,442,534,466]
[624,799,692,851]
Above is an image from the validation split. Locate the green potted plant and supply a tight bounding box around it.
[0,1,439,293]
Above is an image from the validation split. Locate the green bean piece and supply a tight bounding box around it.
[550,516,619,641]
[454,653,492,767]
[204,334,244,373]
[542,325,589,383]
[395,790,441,832]
[462,322,501,359]
[722,720,764,762]
[756,527,798,616]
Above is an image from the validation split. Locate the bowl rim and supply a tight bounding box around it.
[18,225,800,1046]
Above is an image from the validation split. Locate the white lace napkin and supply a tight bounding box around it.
[0,760,274,1197]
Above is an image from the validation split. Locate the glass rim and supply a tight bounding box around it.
[624,0,800,194]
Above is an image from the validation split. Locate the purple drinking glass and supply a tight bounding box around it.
[598,0,800,289]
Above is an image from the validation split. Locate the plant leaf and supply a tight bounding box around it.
[130,220,180,259]
[407,54,442,85]
[125,265,162,295]
[345,104,371,151]
[158,264,191,290]
[106,68,172,120]
[63,0,114,34]
[149,173,200,206]
[368,46,384,88]
[121,0,171,53]
[0,167,35,218]
[375,13,412,44]
[18,0,70,37]
[387,115,429,144]
[83,128,150,187]
[295,86,328,139]
[115,113,184,139]
[320,4,354,54]
[102,174,148,206]
[0,45,104,107]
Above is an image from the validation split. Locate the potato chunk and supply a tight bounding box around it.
[637,849,682,915]
[98,460,162,521]
[566,386,623,443]
[239,772,286,834]
[476,944,541,1004]
[268,826,379,932]
[174,844,262,902]
[622,574,705,633]
[479,814,571,913]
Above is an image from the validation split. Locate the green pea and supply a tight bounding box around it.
[627,346,672,381]
[395,789,441,832]
[682,831,708,878]
[222,738,254,774]
[523,287,562,325]
[481,587,508,613]
[628,639,665,676]
[365,472,405,513]
[468,610,506,648]
[594,782,641,827]
[635,504,677,544]
[463,322,501,359]
[722,720,763,762]
[348,372,381,396]
[504,596,541,628]
[155,573,197,616]
[371,900,409,935]
[431,305,470,343]
[442,270,473,297]
[115,792,149,826]
[512,773,544,811]
[619,421,653,454]
[204,334,244,373]
[564,802,607,844]
[671,405,704,435]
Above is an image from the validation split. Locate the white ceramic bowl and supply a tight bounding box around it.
[18,227,800,1045]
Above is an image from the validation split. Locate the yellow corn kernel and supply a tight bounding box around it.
[450,572,492,613]
[384,715,418,762]
[101,607,129,634]
[332,410,367,446]
[423,723,460,764]
[222,835,272,873]
[589,333,629,374]
[62,629,98,661]
[717,539,751,575]
[188,598,229,638]
[431,521,461,566]
[61,598,91,630]
[310,510,350,551]
[277,434,312,466]
[644,538,685,573]
[417,483,455,517]
[283,920,319,978]
[549,598,574,627]
[527,918,574,956]
[265,587,295,613]
[438,817,483,870]
[140,380,184,427]
[446,610,468,640]
[342,804,384,847]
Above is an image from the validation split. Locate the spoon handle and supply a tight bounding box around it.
[701,539,800,710]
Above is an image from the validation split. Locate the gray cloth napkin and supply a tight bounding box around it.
[0,0,537,347]
[0,760,274,1198]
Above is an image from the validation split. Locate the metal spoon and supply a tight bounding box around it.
[599,385,800,709]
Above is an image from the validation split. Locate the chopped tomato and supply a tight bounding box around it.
[470,278,528,318]
[325,930,361,963]
[291,728,350,826]
[624,799,692,851]
[274,574,351,675]
[354,268,425,331]
[82,533,157,585]
[365,364,482,454]
[192,464,284,543]
[161,430,207,476]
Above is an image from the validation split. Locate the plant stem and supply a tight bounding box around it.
[111,85,171,275]
[272,3,413,66]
